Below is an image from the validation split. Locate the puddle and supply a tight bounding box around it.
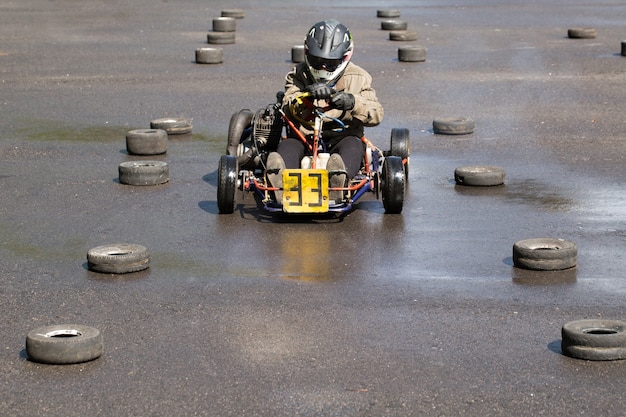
[511,267,577,285]
[0,222,87,262]
[454,179,578,212]
[14,119,224,149]
[203,133,228,153]
[18,120,134,143]
[503,179,578,212]
[150,251,230,278]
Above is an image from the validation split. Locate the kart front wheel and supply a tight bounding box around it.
[382,156,405,214]
[217,155,238,214]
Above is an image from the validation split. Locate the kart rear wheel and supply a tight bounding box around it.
[227,109,253,156]
[382,156,404,214]
[217,155,238,214]
[390,127,410,180]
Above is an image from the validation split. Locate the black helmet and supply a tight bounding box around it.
[304,19,353,84]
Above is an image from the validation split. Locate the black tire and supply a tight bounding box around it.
[513,238,577,271]
[212,17,236,32]
[382,156,405,214]
[125,129,167,155]
[389,31,418,41]
[26,324,103,364]
[217,155,238,214]
[87,243,151,274]
[381,20,408,31]
[150,117,192,135]
[433,117,474,135]
[621,41,626,57]
[291,45,305,63]
[119,161,169,186]
[398,45,426,62]
[454,165,505,186]
[221,9,244,19]
[567,28,596,39]
[227,109,254,156]
[195,47,224,64]
[390,127,410,180]
[562,320,626,361]
[207,31,235,45]
[377,9,400,18]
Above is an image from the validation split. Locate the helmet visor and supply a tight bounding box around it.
[307,55,344,72]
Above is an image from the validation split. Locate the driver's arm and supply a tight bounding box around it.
[340,67,384,127]
[282,64,310,115]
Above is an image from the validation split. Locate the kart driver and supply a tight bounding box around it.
[266,19,384,202]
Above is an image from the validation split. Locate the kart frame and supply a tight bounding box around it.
[217,93,409,215]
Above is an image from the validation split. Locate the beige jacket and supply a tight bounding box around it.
[282,62,384,144]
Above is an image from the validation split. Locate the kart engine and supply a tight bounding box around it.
[252,105,282,151]
[236,105,283,170]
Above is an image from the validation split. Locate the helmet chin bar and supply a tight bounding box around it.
[310,68,335,83]
[309,60,349,85]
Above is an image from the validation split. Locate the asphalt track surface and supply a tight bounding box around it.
[1,1,625,416]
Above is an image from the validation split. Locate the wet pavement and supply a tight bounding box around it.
[1,0,625,416]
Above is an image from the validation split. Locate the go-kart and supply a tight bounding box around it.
[217,91,409,215]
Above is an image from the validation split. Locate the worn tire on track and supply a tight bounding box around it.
[377,9,400,18]
[398,45,426,62]
[513,238,577,271]
[433,117,475,135]
[26,324,103,364]
[221,9,244,19]
[119,161,169,186]
[562,319,626,361]
[87,243,151,274]
[389,31,418,41]
[195,47,224,64]
[291,45,305,63]
[381,20,408,31]
[454,166,505,186]
[213,17,236,32]
[150,117,192,135]
[126,129,167,155]
[567,28,596,39]
[207,31,235,45]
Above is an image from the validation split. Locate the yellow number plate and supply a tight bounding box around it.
[282,169,329,213]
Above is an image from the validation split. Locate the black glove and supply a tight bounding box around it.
[306,82,333,100]
[330,91,355,111]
